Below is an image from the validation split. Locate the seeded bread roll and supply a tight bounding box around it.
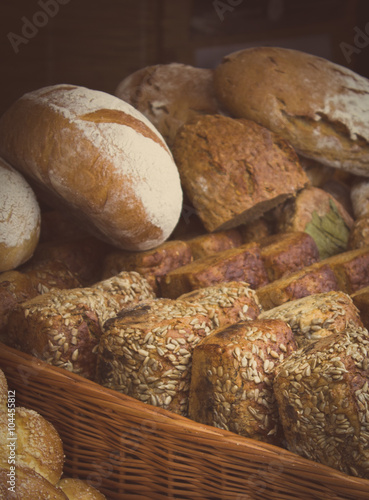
[259,291,363,347]
[160,242,269,299]
[274,186,354,259]
[188,319,297,446]
[259,231,320,282]
[274,324,369,479]
[5,272,155,379]
[0,158,41,272]
[101,240,193,294]
[214,46,369,176]
[0,465,68,500]
[178,281,262,328]
[184,228,243,260]
[172,114,309,232]
[0,84,183,251]
[0,368,7,411]
[57,478,106,499]
[97,298,216,416]
[0,407,64,485]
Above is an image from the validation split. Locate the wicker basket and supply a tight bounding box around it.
[1,342,369,500]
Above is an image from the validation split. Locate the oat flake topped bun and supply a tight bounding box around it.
[214,47,369,176]
[0,158,41,272]
[0,84,183,251]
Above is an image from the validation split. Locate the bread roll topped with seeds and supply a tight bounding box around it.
[259,291,363,347]
[97,298,216,416]
[188,319,297,446]
[5,271,155,379]
[274,324,369,479]
[0,407,64,485]
[178,281,262,329]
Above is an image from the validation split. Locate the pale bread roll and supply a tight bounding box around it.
[0,158,40,272]
[214,47,369,176]
[0,84,183,251]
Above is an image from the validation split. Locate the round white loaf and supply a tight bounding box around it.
[0,85,183,251]
[0,157,41,272]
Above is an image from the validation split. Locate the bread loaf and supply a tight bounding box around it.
[0,84,183,251]
[188,319,297,446]
[214,46,369,176]
[172,114,309,232]
[274,324,369,479]
[0,158,41,272]
[115,63,220,147]
[57,478,107,499]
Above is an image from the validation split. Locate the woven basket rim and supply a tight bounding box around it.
[1,341,369,498]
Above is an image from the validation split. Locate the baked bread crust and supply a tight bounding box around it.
[172,114,309,232]
[188,318,297,446]
[115,63,220,147]
[0,84,183,251]
[214,46,369,175]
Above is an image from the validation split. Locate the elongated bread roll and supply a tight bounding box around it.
[0,85,183,251]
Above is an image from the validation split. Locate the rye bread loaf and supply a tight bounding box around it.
[0,84,183,251]
[115,63,220,147]
[172,114,309,232]
[214,47,369,176]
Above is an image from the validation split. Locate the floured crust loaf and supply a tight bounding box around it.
[0,84,183,251]
[0,158,41,272]
[172,114,309,232]
[214,46,369,176]
[115,63,220,147]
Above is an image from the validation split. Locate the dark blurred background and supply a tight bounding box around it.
[0,0,368,115]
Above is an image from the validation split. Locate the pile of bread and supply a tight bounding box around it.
[0,368,106,499]
[1,46,369,482]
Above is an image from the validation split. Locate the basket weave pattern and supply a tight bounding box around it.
[1,342,369,500]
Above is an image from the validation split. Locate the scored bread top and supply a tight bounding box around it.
[0,84,183,251]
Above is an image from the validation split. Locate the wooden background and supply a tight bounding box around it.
[0,0,368,116]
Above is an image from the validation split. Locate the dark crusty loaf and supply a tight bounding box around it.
[214,46,369,176]
[172,114,309,232]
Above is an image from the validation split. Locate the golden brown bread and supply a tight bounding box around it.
[259,291,363,347]
[0,465,68,500]
[214,46,369,176]
[188,318,297,446]
[160,242,269,298]
[57,478,107,499]
[0,407,64,485]
[115,63,220,147]
[274,324,369,479]
[172,114,309,232]
[5,272,155,379]
[0,84,183,251]
[0,158,41,272]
